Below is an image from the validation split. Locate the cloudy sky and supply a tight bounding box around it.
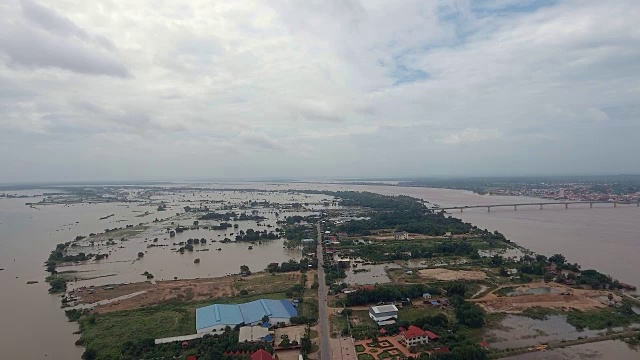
[1,0,639,182]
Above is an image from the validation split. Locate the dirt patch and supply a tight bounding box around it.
[418,268,486,281]
[472,282,620,313]
[275,325,307,343]
[70,272,300,313]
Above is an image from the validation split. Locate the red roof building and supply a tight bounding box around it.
[400,325,431,347]
[424,330,439,341]
[251,349,275,360]
[186,356,197,360]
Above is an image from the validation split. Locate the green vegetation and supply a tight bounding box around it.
[519,306,640,330]
[198,211,266,222]
[267,258,317,273]
[357,354,375,360]
[77,303,195,359]
[235,228,279,241]
[565,308,640,330]
[342,282,467,307]
[494,286,516,297]
[454,301,485,328]
[331,191,474,236]
[398,306,442,322]
[519,307,560,320]
[47,276,68,293]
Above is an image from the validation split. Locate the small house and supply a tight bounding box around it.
[393,231,409,240]
[423,293,432,299]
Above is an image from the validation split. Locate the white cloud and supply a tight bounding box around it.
[438,128,503,144]
[0,0,639,181]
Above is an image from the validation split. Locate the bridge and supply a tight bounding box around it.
[432,200,640,212]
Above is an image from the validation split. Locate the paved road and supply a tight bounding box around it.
[316,222,331,360]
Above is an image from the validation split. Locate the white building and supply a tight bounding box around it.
[368,305,398,324]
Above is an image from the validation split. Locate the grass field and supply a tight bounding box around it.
[232,272,300,294]
[397,306,444,322]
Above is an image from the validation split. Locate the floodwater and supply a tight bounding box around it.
[501,340,640,360]
[1,182,640,359]
[487,315,640,350]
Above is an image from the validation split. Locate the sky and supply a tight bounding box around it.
[0,0,639,183]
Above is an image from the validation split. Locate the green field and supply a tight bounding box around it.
[398,306,444,322]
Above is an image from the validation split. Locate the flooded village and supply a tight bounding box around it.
[1,183,640,359]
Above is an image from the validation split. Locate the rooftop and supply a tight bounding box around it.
[402,325,439,340]
[238,325,273,343]
[196,299,297,331]
[370,304,398,314]
[251,349,275,360]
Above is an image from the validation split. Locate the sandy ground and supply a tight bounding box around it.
[418,268,487,281]
[275,325,307,343]
[275,349,302,360]
[472,282,621,313]
[70,272,300,313]
[330,337,357,360]
[306,270,316,289]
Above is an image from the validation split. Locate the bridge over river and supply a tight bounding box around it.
[433,200,640,212]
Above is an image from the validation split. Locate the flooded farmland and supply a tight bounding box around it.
[2,182,640,359]
[501,340,640,360]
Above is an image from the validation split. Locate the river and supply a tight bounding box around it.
[1,183,639,359]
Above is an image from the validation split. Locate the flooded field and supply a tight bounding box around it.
[501,340,640,360]
[2,182,640,359]
[488,314,640,350]
[0,185,331,359]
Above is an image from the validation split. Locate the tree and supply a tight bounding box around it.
[490,254,503,267]
[262,315,270,324]
[447,282,467,297]
[549,254,566,265]
[499,267,509,277]
[82,349,97,360]
[137,252,144,258]
[241,265,250,273]
[185,244,194,252]
[193,220,199,226]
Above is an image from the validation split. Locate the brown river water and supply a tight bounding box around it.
[1,183,639,359]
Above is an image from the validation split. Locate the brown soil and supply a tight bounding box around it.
[72,272,301,313]
[471,282,621,313]
[418,268,487,281]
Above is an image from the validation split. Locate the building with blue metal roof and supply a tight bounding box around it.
[196,299,298,333]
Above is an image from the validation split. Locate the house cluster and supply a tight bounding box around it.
[421,292,450,307]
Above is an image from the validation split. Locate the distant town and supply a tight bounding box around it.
[399,175,640,203]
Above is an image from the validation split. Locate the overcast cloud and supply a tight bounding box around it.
[0,0,639,182]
